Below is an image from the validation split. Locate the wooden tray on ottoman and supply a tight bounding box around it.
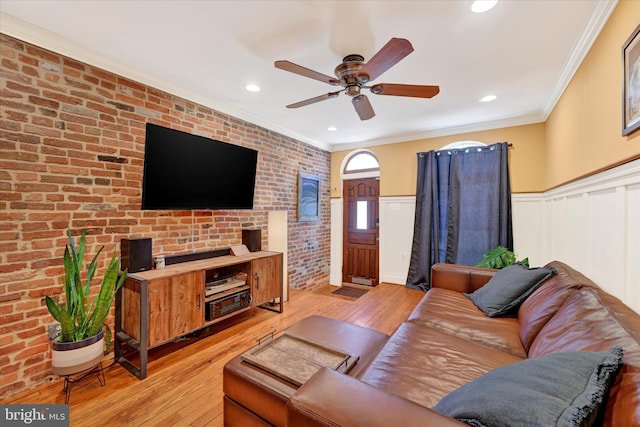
[241,332,359,387]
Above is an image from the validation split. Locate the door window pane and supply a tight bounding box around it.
[357,201,367,230]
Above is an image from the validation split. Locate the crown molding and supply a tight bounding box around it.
[542,0,618,118]
[329,114,545,152]
[0,13,331,152]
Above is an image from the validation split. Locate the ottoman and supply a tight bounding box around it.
[223,315,390,427]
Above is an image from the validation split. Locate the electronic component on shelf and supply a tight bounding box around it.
[205,273,247,297]
[205,289,251,321]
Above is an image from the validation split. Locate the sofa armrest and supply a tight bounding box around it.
[286,368,466,427]
[430,263,497,293]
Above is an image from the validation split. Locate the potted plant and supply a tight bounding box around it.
[45,229,127,376]
[475,246,529,269]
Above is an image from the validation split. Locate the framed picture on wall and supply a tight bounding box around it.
[623,24,640,136]
[298,173,321,222]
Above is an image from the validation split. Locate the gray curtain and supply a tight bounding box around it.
[406,143,512,291]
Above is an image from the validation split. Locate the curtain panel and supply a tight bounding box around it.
[406,142,512,291]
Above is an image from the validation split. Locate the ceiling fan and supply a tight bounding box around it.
[274,38,439,121]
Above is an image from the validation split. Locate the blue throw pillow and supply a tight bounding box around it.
[465,263,556,317]
[434,348,623,427]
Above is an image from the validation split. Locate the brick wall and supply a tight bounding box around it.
[0,34,331,398]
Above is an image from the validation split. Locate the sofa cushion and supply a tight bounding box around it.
[465,263,556,317]
[357,322,523,408]
[518,261,594,352]
[408,288,526,357]
[434,348,623,427]
[528,287,640,427]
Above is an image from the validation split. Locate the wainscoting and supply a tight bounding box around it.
[513,159,639,314]
[330,159,639,314]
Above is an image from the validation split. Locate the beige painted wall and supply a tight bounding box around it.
[545,0,640,188]
[331,1,640,197]
[331,122,546,197]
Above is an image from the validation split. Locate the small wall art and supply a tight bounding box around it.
[298,173,321,222]
[623,24,640,136]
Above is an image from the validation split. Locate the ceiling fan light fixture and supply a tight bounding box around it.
[274,38,438,121]
[245,84,261,92]
[327,126,337,132]
[471,0,498,13]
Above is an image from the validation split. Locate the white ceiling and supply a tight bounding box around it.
[0,1,616,151]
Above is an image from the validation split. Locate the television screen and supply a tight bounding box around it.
[141,123,258,210]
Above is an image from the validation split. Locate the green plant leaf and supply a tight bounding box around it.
[103,324,112,354]
[475,246,523,269]
[45,296,75,342]
[88,251,123,337]
[46,229,128,344]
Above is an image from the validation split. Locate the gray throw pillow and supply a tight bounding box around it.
[434,348,623,427]
[465,263,556,317]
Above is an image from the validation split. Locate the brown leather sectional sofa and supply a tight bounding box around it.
[224,261,640,426]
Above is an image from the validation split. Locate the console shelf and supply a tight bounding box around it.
[115,251,283,379]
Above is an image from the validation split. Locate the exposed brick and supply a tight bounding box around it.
[38,107,57,117]
[63,56,85,70]
[63,76,91,90]
[0,33,330,400]
[28,95,59,109]
[76,177,93,185]
[24,45,59,63]
[97,155,127,164]
[106,100,134,112]
[15,182,59,193]
[1,99,37,113]
[22,65,40,77]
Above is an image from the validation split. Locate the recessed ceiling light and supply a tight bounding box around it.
[471,0,498,13]
[479,95,497,102]
[245,84,260,92]
[327,126,337,131]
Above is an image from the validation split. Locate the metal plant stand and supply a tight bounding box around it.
[61,362,105,404]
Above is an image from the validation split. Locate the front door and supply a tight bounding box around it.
[342,178,379,286]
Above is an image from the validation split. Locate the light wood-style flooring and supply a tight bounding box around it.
[2,283,424,426]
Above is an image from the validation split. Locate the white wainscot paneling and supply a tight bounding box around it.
[268,210,289,301]
[626,183,640,313]
[379,197,416,284]
[330,198,343,286]
[512,159,640,314]
[588,188,627,300]
[511,195,545,266]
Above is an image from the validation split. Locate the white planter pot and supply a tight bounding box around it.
[51,330,104,376]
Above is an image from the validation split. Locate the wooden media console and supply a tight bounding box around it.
[115,251,283,379]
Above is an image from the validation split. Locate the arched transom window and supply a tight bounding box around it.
[439,140,487,150]
[344,151,380,174]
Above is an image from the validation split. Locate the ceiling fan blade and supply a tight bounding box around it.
[370,84,440,98]
[352,95,375,120]
[286,91,341,109]
[275,60,339,85]
[358,38,414,82]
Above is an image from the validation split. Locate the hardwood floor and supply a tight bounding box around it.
[2,283,424,426]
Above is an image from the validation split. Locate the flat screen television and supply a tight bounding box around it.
[141,123,258,210]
